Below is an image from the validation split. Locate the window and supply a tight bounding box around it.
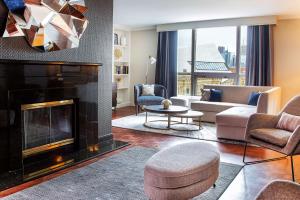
[177,26,247,96]
[239,26,247,85]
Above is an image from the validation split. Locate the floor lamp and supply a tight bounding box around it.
[146,56,157,84]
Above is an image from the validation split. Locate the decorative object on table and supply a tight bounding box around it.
[0,0,89,52]
[145,56,157,84]
[134,84,167,115]
[120,34,127,46]
[243,95,300,182]
[161,99,172,109]
[114,33,119,45]
[114,48,123,61]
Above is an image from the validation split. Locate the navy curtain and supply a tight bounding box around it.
[155,31,178,98]
[245,25,273,86]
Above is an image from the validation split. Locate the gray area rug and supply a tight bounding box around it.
[4,147,243,200]
[112,113,242,144]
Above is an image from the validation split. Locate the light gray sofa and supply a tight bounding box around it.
[190,85,281,141]
[191,85,281,122]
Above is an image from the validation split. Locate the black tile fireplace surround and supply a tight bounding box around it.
[0,60,128,187]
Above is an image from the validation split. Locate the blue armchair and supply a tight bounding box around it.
[134,84,168,115]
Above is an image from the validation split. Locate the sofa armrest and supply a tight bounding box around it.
[257,87,281,114]
[245,113,279,140]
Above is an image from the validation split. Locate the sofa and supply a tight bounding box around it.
[190,85,281,141]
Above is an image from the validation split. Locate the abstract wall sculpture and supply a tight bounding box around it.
[0,0,88,52]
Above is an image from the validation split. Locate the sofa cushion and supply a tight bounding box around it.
[248,92,261,106]
[191,101,254,113]
[277,112,300,132]
[216,107,257,127]
[209,89,222,102]
[142,84,155,96]
[249,128,292,147]
[137,96,164,105]
[200,88,210,101]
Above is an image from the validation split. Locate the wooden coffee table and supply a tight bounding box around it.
[144,105,189,129]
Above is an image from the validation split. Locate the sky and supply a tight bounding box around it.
[178,26,247,51]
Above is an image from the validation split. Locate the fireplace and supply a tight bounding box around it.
[22,100,75,158]
[0,60,100,173]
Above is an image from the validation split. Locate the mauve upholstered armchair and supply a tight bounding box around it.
[134,84,167,115]
[255,180,300,200]
[243,95,300,181]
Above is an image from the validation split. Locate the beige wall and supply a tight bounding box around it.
[130,29,158,105]
[274,18,300,107]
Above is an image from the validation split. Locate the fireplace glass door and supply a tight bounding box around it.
[22,100,74,157]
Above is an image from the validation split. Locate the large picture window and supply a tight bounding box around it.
[177,26,247,96]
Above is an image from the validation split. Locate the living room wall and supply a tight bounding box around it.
[130,29,158,105]
[0,0,113,139]
[274,18,300,106]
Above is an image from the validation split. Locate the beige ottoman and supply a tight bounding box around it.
[216,106,257,141]
[144,142,220,200]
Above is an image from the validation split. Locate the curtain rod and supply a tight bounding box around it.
[156,16,277,32]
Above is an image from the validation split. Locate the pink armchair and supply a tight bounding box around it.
[255,180,300,200]
[243,95,300,181]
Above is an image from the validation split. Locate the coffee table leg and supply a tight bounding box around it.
[167,115,171,129]
[145,112,148,123]
[199,117,201,130]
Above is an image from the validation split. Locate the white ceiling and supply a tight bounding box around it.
[113,0,300,30]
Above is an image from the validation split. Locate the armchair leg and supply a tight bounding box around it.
[242,142,287,165]
[136,105,139,116]
[291,156,295,182]
[243,142,248,163]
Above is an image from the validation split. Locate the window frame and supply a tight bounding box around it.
[187,26,243,95]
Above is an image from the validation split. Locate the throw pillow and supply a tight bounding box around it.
[248,92,261,106]
[209,89,222,102]
[200,88,211,101]
[142,84,155,96]
[277,112,300,132]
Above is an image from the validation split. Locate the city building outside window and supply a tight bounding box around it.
[177,26,247,96]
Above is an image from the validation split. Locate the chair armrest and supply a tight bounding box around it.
[134,84,142,105]
[285,126,300,155]
[245,113,279,140]
[154,85,168,98]
[255,180,300,200]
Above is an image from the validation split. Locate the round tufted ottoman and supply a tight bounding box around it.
[144,142,220,200]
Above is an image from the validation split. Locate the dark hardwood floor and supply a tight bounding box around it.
[1,106,299,200]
